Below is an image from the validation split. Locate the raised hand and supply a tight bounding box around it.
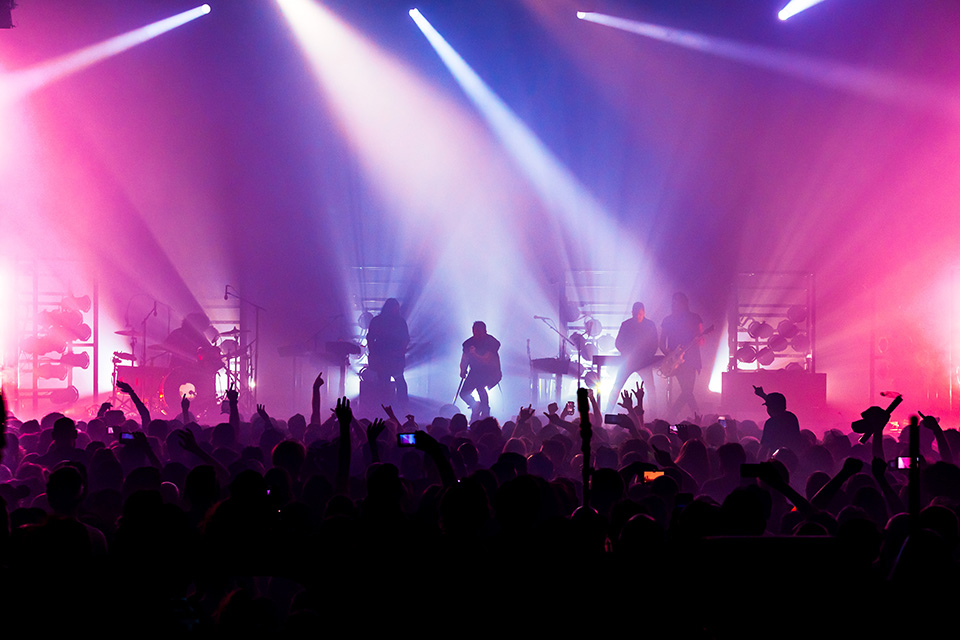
[313,372,324,389]
[650,443,673,468]
[753,385,766,399]
[413,429,439,452]
[755,461,784,488]
[381,404,398,422]
[841,457,864,476]
[518,404,534,423]
[225,385,239,403]
[181,394,190,416]
[919,411,941,431]
[116,381,134,395]
[176,427,202,455]
[618,390,634,411]
[335,397,353,426]
[367,417,386,441]
[634,380,645,403]
[256,403,270,425]
[98,401,112,417]
[560,401,574,419]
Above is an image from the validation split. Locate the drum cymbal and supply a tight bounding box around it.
[112,351,137,361]
[220,327,249,337]
[115,329,139,337]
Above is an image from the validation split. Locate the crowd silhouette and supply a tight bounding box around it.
[0,375,957,636]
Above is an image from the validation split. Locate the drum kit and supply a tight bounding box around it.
[111,326,249,418]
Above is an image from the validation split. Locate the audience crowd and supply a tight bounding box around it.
[0,375,957,636]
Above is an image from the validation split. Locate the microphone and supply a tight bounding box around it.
[224,285,229,301]
[152,301,157,317]
[880,391,901,398]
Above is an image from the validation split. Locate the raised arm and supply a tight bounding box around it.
[334,397,352,494]
[871,457,905,515]
[226,385,240,433]
[651,444,699,493]
[632,380,646,430]
[810,457,862,511]
[920,412,953,464]
[616,390,640,436]
[176,427,229,485]
[513,405,535,439]
[131,431,162,468]
[310,372,324,425]
[871,419,885,462]
[588,388,602,430]
[757,461,814,517]
[256,403,272,430]
[366,418,386,463]
[381,404,401,430]
[117,381,150,430]
[415,430,456,488]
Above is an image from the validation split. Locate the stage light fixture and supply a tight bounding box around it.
[787,305,807,323]
[767,334,789,352]
[747,321,774,340]
[756,347,776,366]
[583,371,600,390]
[585,317,603,337]
[777,319,798,339]
[38,363,69,380]
[22,335,67,355]
[791,333,810,353]
[60,352,90,369]
[736,345,758,364]
[582,342,597,360]
[35,350,89,380]
[49,386,80,405]
[778,0,827,21]
[597,334,615,352]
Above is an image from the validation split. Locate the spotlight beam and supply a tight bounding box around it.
[778,0,827,21]
[1,4,211,104]
[410,8,662,282]
[577,12,960,120]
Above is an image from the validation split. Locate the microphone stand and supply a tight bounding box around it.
[225,285,266,406]
[535,316,584,386]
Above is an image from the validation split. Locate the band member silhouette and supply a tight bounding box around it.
[459,321,501,420]
[366,298,410,407]
[608,302,660,415]
[661,292,704,418]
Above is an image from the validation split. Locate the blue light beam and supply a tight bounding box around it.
[577,11,960,120]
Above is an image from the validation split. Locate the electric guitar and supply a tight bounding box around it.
[658,324,715,378]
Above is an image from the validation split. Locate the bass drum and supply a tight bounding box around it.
[161,367,218,419]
